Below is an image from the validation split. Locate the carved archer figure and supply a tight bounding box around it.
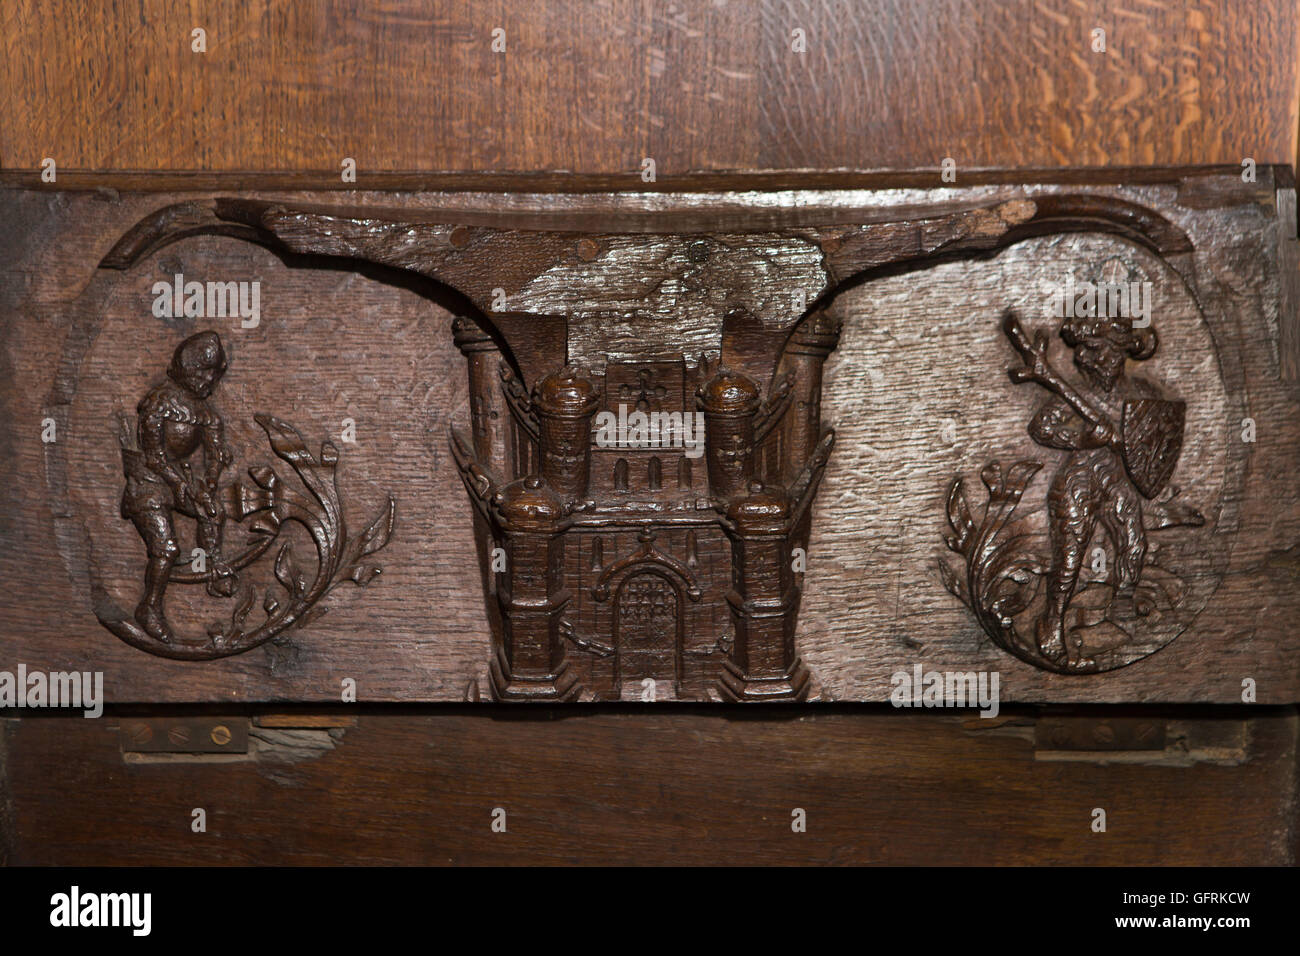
[120,330,235,642]
[1001,307,1198,667]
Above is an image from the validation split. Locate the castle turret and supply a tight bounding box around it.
[533,367,599,505]
[718,481,812,701]
[452,316,509,473]
[697,367,760,500]
[488,476,579,701]
[779,310,842,483]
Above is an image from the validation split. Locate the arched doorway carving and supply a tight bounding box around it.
[614,569,684,692]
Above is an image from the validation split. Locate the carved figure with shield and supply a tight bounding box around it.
[1002,307,1200,667]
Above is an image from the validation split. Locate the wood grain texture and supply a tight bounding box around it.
[4,1,1297,869]
[1,1,1295,173]
[3,707,1294,865]
[0,169,1295,704]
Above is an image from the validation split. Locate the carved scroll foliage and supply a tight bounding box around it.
[100,414,395,660]
[940,460,1048,653]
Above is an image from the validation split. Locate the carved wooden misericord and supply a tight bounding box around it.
[4,167,1296,703]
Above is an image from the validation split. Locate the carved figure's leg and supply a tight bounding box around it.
[196,513,234,596]
[1108,486,1147,591]
[196,514,221,558]
[1101,472,1151,615]
[132,508,180,643]
[1038,459,1096,665]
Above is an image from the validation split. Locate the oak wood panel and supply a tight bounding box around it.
[0,166,1283,193]
[3,708,1294,865]
[4,1,1297,871]
[2,171,1295,703]
[1,1,1295,173]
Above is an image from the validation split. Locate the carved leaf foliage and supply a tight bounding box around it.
[274,543,305,598]
[255,414,316,467]
[946,478,975,552]
[355,497,396,559]
[349,564,383,587]
[296,605,329,628]
[231,583,257,632]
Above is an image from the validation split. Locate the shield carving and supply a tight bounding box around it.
[1121,398,1186,498]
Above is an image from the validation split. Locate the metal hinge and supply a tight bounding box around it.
[121,717,250,755]
[1032,714,1249,766]
[120,713,355,764]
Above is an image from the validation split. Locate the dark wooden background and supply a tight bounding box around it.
[2,0,1298,865]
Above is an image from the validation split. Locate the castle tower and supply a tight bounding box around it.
[452,316,511,644]
[697,367,760,500]
[533,366,599,504]
[717,482,812,701]
[779,309,842,483]
[452,316,510,473]
[488,476,579,701]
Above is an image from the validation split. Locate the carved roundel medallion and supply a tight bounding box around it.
[936,245,1233,673]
